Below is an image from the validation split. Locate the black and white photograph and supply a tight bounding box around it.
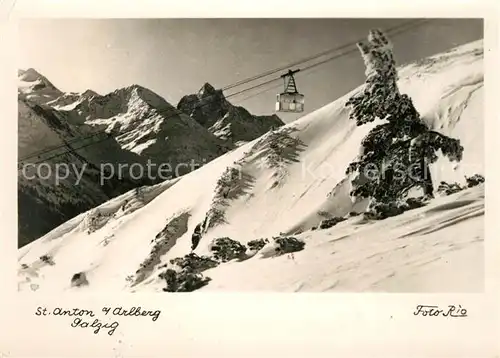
[17,17,485,294]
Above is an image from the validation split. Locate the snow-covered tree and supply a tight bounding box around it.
[345,29,464,203]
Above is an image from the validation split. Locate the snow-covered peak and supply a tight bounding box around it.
[19,67,44,82]
[18,68,58,91]
[82,89,99,98]
[18,68,102,110]
[198,82,218,98]
[18,68,63,106]
[178,82,284,143]
[102,83,177,115]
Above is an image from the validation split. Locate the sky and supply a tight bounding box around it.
[18,18,483,122]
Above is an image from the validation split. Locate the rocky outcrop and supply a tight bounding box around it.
[177,82,285,144]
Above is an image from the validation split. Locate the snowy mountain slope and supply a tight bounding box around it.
[397,40,484,186]
[201,184,484,293]
[18,95,147,247]
[70,84,230,161]
[290,39,484,233]
[178,82,284,143]
[18,70,280,246]
[47,89,100,110]
[18,68,62,105]
[53,84,234,184]
[18,75,194,246]
[17,39,484,293]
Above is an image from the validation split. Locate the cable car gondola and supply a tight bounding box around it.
[275,69,304,113]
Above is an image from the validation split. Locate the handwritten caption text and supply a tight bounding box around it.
[35,306,161,336]
[413,305,468,317]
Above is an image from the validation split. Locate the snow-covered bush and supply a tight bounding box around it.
[210,237,247,262]
[40,254,55,265]
[319,216,346,229]
[364,195,429,220]
[259,128,304,189]
[204,207,227,230]
[466,174,485,188]
[273,236,305,256]
[405,196,429,210]
[345,29,464,204]
[437,174,484,197]
[159,268,211,292]
[216,167,242,190]
[84,209,112,234]
[364,201,409,220]
[169,253,219,273]
[70,272,89,287]
[437,181,464,196]
[158,253,218,292]
[247,238,269,252]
